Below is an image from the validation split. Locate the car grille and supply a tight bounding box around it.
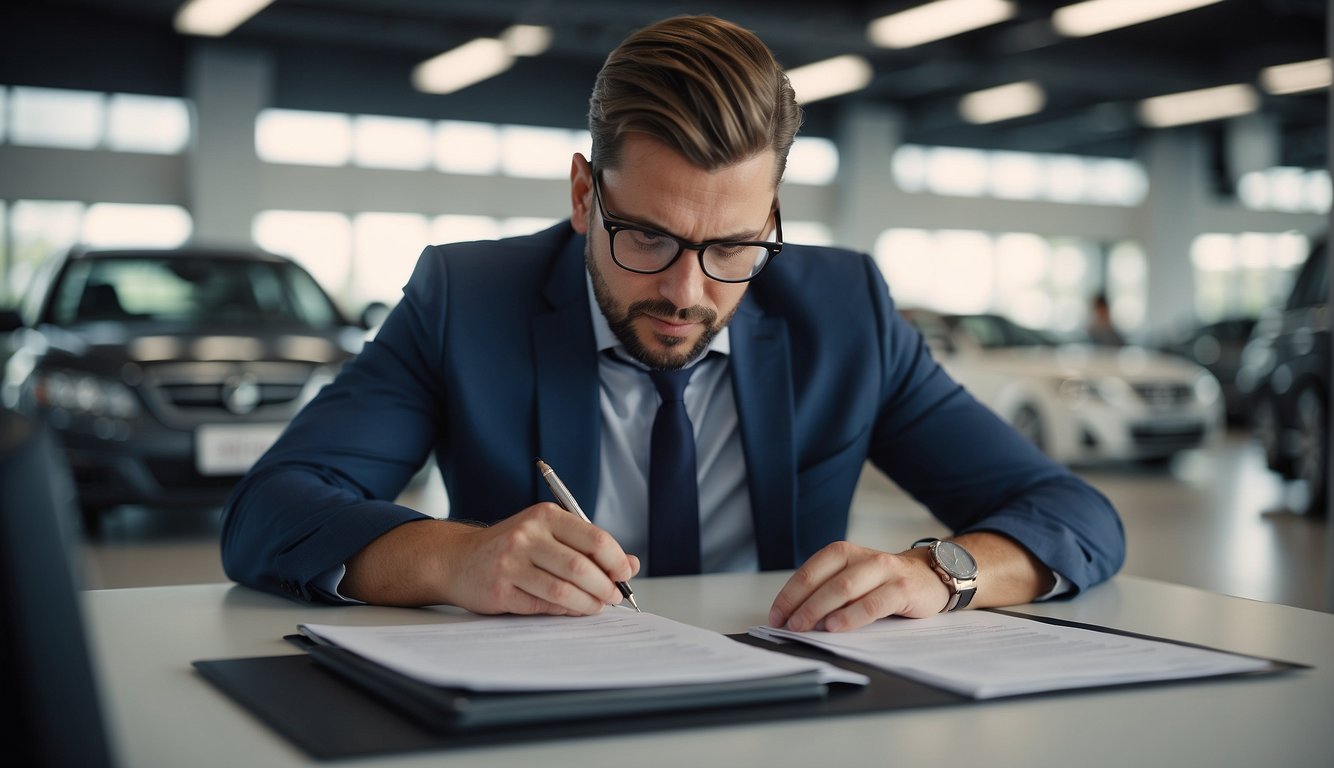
[140,361,321,427]
[146,458,244,490]
[157,382,305,409]
[1132,382,1194,408]
[1131,423,1206,449]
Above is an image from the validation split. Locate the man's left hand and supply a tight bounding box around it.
[767,541,948,632]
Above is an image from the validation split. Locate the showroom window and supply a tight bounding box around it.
[8,200,84,301]
[2,200,193,305]
[81,203,191,248]
[255,109,353,166]
[9,87,103,149]
[785,137,839,186]
[105,94,191,154]
[499,125,586,179]
[252,210,355,301]
[1236,167,1331,214]
[874,227,1103,335]
[4,86,190,154]
[892,144,1148,206]
[1191,232,1309,322]
[352,114,433,170]
[1105,241,1147,334]
[353,212,430,307]
[434,120,502,175]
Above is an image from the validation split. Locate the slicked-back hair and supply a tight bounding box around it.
[588,15,803,185]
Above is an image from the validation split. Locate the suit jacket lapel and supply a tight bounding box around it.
[533,235,602,514]
[728,300,797,570]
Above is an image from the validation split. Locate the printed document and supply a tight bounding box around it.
[749,611,1272,699]
[300,610,868,692]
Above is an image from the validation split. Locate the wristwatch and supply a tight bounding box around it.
[911,538,978,612]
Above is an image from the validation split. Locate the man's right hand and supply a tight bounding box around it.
[340,503,640,614]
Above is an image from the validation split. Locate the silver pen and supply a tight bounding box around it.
[535,458,641,612]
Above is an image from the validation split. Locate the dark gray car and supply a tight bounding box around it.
[1237,238,1328,517]
[0,246,365,530]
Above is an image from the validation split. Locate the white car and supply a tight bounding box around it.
[903,310,1225,464]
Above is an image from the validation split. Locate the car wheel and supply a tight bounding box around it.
[79,502,109,536]
[1293,387,1328,518]
[1011,404,1045,453]
[1252,395,1288,474]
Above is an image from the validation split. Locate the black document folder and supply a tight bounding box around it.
[192,616,1303,761]
[299,641,828,731]
[192,634,961,760]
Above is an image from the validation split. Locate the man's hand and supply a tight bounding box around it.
[768,533,1058,632]
[342,503,640,614]
[767,542,947,633]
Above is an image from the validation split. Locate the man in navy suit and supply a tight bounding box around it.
[222,15,1123,632]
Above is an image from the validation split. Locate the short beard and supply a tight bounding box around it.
[585,242,737,370]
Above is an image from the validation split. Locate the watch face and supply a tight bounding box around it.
[935,542,978,579]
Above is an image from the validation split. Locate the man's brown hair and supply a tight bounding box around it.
[588,15,803,184]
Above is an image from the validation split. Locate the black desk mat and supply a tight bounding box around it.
[194,618,1303,761]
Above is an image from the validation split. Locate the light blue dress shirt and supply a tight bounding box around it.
[584,272,758,574]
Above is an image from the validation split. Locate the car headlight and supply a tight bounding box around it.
[297,367,337,408]
[1057,378,1096,403]
[1193,371,1222,406]
[1057,376,1137,408]
[33,371,141,419]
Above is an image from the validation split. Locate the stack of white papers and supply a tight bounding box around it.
[749,611,1272,699]
[300,610,869,692]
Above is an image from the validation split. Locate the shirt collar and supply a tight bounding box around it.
[584,268,730,367]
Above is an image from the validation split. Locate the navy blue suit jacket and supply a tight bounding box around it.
[221,223,1123,602]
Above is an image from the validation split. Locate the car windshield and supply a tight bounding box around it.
[50,255,340,329]
[952,315,1053,348]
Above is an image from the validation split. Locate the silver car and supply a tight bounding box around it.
[902,310,1225,465]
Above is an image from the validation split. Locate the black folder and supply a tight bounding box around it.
[193,633,961,759]
[192,615,1302,761]
[298,640,829,731]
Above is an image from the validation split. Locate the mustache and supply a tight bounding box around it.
[627,299,716,326]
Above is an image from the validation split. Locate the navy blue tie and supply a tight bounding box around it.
[647,367,701,576]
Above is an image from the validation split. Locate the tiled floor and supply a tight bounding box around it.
[79,431,1330,612]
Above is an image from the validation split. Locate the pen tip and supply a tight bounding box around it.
[626,595,642,613]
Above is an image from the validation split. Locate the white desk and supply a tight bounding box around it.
[84,573,1333,768]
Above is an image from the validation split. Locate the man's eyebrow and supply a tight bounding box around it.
[607,204,769,243]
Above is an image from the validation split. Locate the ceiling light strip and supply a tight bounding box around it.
[1052,0,1223,38]
[174,0,274,37]
[786,55,874,104]
[1137,83,1259,128]
[1260,58,1332,95]
[959,80,1046,124]
[868,0,1017,49]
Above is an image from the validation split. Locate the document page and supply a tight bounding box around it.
[300,610,868,692]
[749,611,1272,699]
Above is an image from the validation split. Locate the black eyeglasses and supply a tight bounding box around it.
[591,174,782,283]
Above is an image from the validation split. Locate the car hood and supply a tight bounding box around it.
[29,322,363,372]
[945,344,1208,383]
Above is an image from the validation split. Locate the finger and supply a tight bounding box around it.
[532,548,621,607]
[547,513,636,584]
[512,559,609,614]
[781,554,895,632]
[768,543,857,627]
[820,582,912,632]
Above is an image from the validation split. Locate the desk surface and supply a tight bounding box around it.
[84,573,1333,768]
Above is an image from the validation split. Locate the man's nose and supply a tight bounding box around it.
[657,250,706,310]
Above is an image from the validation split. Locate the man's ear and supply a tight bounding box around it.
[569,153,593,235]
